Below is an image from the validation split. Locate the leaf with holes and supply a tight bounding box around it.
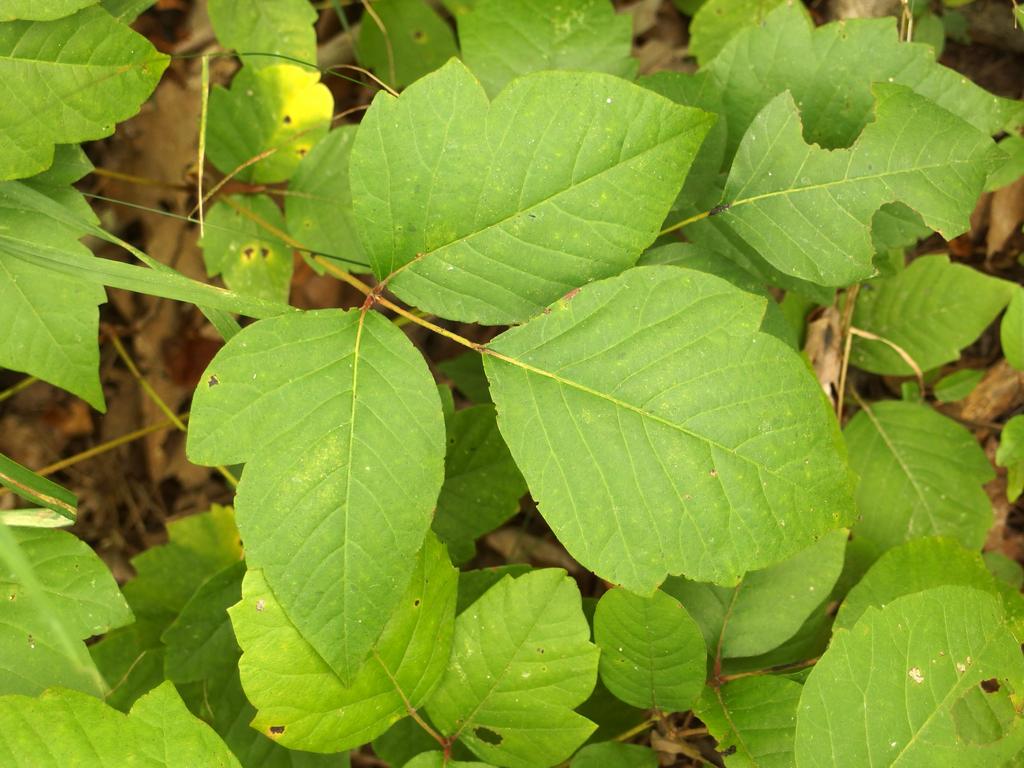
[350,59,714,325]
[593,587,705,711]
[426,569,599,768]
[187,310,445,686]
[229,534,456,751]
[795,587,1024,767]
[484,266,854,591]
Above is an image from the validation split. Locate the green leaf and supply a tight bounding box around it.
[0,681,241,767]
[1001,286,1024,371]
[575,679,648,744]
[696,676,802,767]
[188,309,445,685]
[795,587,1024,767]
[835,537,1007,633]
[100,0,154,21]
[663,530,847,659]
[457,0,636,97]
[843,400,993,565]
[984,551,1024,590]
[437,352,491,404]
[0,526,132,697]
[0,1,96,21]
[207,64,332,184]
[997,415,1024,503]
[285,126,369,269]
[403,754,492,768]
[229,534,456,751]
[455,565,532,615]
[593,587,705,711]
[0,7,168,180]
[357,0,457,89]
[374,718,476,766]
[207,0,317,70]
[426,569,599,768]
[483,266,854,591]
[350,59,714,325]
[933,368,984,403]
[0,452,76,520]
[570,742,658,768]
[986,134,1024,191]
[851,254,1013,375]
[200,195,293,303]
[715,85,997,286]
[688,0,788,65]
[432,404,527,563]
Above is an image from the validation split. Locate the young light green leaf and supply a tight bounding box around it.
[432,404,527,563]
[0,452,76,520]
[836,537,1007,633]
[851,255,1013,375]
[207,0,317,70]
[688,0,788,65]
[570,742,658,768]
[843,400,993,566]
[933,369,984,403]
[426,569,599,768]
[285,126,369,269]
[207,64,332,184]
[716,85,998,286]
[0,8,168,180]
[593,588,705,711]
[1001,286,1024,371]
[350,59,714,325]
[484,266,854,591]
[229,534,456,751]
[0,1,96,21]
[795,587,1024,767]
[663,529,847,659]
[357,0,457,88]
[0,681,241,767]
[188,309,445,686]
[458,0,636,97]
[200,195,293,303]
[696,676,802,768]
[997,415,1024,503]
[0,527,132,697]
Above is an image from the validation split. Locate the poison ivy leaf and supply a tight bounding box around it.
[100,0,154,21]
[0,452,76,520]
[483,266,854,591]
[201,195,293,303]
[188,309,444,685]
[984,552,1024,589]
[718,598,833,677]
[997,415,1024,503]
[688,0,788,65]
[458,0,636,97]
[795,587,1024,767]
[455,565,532,614]
[851,255,1013,375]
[663,530,847,659]
[207,0,317,70]
[285,126,369,269]
[357,0,457,89]
[986,135,1024,191]
[426,569,600,768]
[432,405,527,563]
[933,369,984,403]
[593,588,705,711]
[0,171,106,408]
[836,538,1009,633]
[206,64,332,184]
[374,718,475,766]
[229,534,456,751]
[0,7,168,180]
[715,85,998,286]
[571,742,658,768]
[0,681,241,767]
[843,400,993,567]
[350,59,714,325]
[1001,286,1024,371]
[696,676,802,768]
[698,3,1017,162]
[403,754,492,768]
[0,526,131,697]
[437,352,491,404]
[0,1,96,21]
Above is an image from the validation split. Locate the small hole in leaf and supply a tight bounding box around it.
[980,678,1000,693]
[242,247,255,261]
[208,374,219,388]
[710,468,718,478]
[413,599,421,607]
[269,725,285,735]
[474,727,502,745]
[283,114,292,124]
[260,247,269,258]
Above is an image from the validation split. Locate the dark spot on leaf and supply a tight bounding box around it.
[297,147,308,157]
[283,114,292,124]
[474,727,502,745]
[208,374,219,388]
[981,678,1000,693]
[243,247,255,260]
[710,468,718,478]
[269,725,285,735]
[537,647,544,654]
[722,746,737,756]
[260,247,269,258]
[413,599,421,607]
[412,29,425,41]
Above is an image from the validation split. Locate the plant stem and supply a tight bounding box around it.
[0,375,38,405]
